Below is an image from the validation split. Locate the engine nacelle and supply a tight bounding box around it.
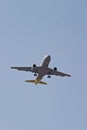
[33,64,36,68]
[47,75,51,78]
[31,64,36,72]
[34,73,37,76]
[54,67,57,71]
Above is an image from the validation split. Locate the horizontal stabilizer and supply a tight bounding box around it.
[25,80,47,85]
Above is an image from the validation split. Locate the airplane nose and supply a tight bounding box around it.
[47,55,51,60]
[44,55,51,59]
[45,55,50,58]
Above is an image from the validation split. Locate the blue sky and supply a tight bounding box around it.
[0,0,87,130]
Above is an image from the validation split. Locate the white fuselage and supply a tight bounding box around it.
[36,55,51,81]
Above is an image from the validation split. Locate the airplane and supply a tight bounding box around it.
[11,55,71,85]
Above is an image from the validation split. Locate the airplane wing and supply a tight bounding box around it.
[46,68,71,77]
[11,67,41,73]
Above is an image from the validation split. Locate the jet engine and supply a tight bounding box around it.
[34,73,37,76]
[47,75,51,78]
[31,64,36,71]
[33,64,36,68]
[54,67,57,71]
[32,64,37,76]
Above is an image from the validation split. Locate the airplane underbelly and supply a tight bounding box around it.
[36,74,44,80]
[36,67,46,80]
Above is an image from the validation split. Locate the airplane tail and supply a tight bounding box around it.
[25,80,47,85]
